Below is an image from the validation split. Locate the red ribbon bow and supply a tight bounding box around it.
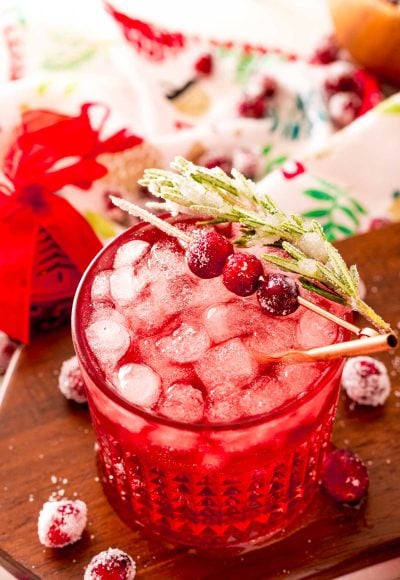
[0,102,143,343]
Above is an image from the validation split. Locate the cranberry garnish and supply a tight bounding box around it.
[186,230,234,279]
[38,499,87,548]
[84,548,136,580]
[322,448,369,504]
[58,355,87,404]
[194,53,213,76]
[310,34,340,65]
[342,356,391,406]
[328,92,362,128]
[238,95,266,119]
[222,252,263,296]
[257,273,299,316]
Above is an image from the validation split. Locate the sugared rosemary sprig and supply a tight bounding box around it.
[138,157,391,333]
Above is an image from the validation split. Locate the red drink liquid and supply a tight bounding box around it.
[72,218,349,550]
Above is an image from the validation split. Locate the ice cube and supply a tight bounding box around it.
[278,362,324,397]
[138,337,195,388]
[89,305,126,326]
[195,338,258,392]
[110,266,148,305]
[244,319,296,355]
[113,240,150,269]
[240,374,289,417]
[203,301,260,344]
[189,276,232,311]
[117,363,161,408]
[205,386,243,423]
[123,287,165,334]
[85,319,130,365]
[148,239,187,280]
[297,310,338,349]
[156,322,210,363]
[91,270,112,303]
[151,275,195,318]
[158,383,204,423]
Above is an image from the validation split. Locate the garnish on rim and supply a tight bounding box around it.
[136,156,391,334]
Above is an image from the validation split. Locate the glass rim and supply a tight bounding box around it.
[72,219,350,433]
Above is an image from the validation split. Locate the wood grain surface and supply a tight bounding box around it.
[1,223,400,579]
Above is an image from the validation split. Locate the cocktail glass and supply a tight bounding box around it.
[72,217,349,551]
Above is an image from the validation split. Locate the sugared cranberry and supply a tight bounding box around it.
[310,34,340,65]
[247,74,278,99]
[186,230,233,279]
[324,63,361,95]
[328,92,362,128]
[0,331,16,375]
[194,53,213,76]
[58,355,87,403]
[358,359,381,377]
[222,252,263,296]
[238,95,266,119]
[257,273,299,316]
[322,448,369,504]
[38,499,87,548]
[342,356,391,406]
[84,548,136,580]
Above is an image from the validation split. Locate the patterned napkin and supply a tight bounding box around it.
[2,0,398,240]
[0,0,399,354]
[256,94,400,239]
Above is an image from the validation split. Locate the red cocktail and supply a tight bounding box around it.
[72,217,349,550]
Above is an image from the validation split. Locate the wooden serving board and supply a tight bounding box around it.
[1,224,400,579]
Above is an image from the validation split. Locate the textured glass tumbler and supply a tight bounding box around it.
[72,221,347,550]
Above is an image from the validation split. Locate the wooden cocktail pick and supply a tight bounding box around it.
[297,296,364,337]
[267,295,398,364]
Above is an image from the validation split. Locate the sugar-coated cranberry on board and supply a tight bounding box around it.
[37,499,87,548]
[58,355,87,403]
[342,356,391,406]
[84,548,136,580]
